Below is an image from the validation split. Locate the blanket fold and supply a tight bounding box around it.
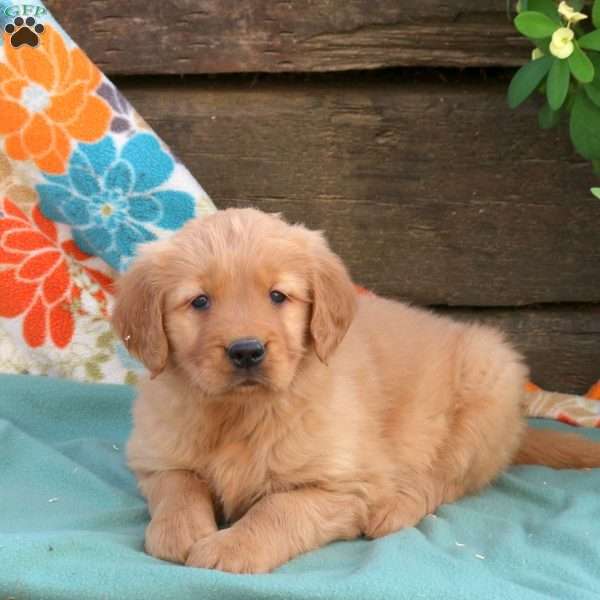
[1,374,600,600]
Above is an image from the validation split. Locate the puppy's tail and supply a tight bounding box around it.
[513,427,600,469]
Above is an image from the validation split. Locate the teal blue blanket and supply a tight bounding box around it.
[1,374,600,600]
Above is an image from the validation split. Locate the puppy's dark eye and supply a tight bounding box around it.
[270,290,287,304]
[191,294,210,310]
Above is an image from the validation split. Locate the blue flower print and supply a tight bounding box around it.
[36,133,195,271]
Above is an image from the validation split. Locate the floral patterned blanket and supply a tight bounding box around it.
[0,1,598,427]
[0,1,215,384]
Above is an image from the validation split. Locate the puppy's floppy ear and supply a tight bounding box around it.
[310,239,357,363]
[112,245,169,377]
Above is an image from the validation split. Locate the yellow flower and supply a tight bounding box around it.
[558,1,588,24]
[531,48,545,60]
[550,27,575,59]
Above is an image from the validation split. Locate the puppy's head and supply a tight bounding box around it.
[112,209,356,397]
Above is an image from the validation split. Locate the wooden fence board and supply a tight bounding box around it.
[444,306,600,394]
[118,76,600,306]
[45,0,529,74]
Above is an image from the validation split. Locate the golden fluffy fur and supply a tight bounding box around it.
[113,208,600,574]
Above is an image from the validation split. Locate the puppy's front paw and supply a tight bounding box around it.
[145,505,216,564]
[186,529,276,574]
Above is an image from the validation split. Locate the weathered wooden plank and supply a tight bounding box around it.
[117,76,600,306]
[45,0,529,74]
[443,306,600,395]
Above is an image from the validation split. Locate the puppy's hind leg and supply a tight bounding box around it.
[363,478,449,539]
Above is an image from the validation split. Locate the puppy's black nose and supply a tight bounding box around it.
[227,338,266,369]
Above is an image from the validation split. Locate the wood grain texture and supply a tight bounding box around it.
[117,75,600,306]
[45,0,529,74]
[443,306,600,394]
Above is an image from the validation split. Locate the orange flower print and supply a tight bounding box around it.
[0,197,112,348]
[0,24,110,174]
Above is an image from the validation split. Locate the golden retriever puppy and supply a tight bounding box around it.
[113,208,600,574]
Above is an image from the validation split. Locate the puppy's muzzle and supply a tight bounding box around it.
[227,338,266,369]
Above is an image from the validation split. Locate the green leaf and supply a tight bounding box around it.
[586,55,600,107]
[573,23,586,39]
[594,0,600,29]
[584,80,600,107]
[532,38,551,55]
[591,187,600,198]
[565,88,578,111]
[570,91,600,159]
[589,52,600,72]
[538,102,561,128]
[547,57,570,109]
[507,55,553,108]
[527,0,561,22]
[570,0,584,10]
[514,11,559,38]
[578,30,600,52]
[568,43,595,83]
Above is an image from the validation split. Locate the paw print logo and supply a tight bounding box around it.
[4,16,45,48]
